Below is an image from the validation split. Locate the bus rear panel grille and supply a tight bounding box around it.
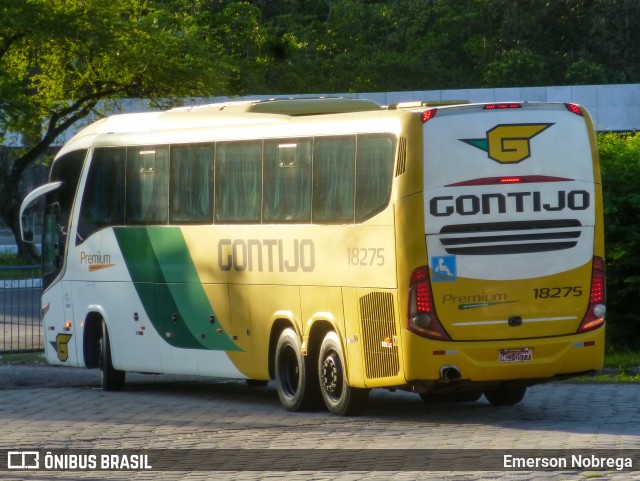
[359,292,399,379]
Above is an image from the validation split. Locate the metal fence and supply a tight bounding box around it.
[0,266,43,353]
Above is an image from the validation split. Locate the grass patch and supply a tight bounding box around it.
[0,252,30,266]
[604,349,640,370]
[0,352,46,364]
[573,371,640,383]
[568,348,640,383]
[0,252,40,280]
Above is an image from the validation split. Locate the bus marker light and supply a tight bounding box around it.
[484,103,521,110]
[499,177,523,184]
[433,350,458,356]
[565,103,583,116]
[573,341,596,348]
[64,321,72,331]
[421,109,438,123]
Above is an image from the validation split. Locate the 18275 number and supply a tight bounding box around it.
[533,286,583,299]
[347,248,385,266]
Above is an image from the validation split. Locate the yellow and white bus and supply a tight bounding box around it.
[20,98,605,415]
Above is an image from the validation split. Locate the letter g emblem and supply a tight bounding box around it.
[462,123,553,164]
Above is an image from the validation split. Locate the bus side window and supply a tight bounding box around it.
[355,135,395,221]
[42,203,61,275]
[215,141,262,223]
[126,146,169,224]
[169,144,214,224]
[77,148,125,243]
[263,139,312,222]
[313,136,356,223]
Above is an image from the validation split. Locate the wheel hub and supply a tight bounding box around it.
[321,353,340,395]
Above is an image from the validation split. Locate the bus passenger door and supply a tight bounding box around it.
[41,201,78,366]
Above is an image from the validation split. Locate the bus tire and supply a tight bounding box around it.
[484,386,526,406]
[274,328,320,411]
[100,322,125,391]
[318,331,369,416]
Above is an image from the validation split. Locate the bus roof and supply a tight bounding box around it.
[60,98,579,157]
[173,97,382,115]
[62,98,385,149]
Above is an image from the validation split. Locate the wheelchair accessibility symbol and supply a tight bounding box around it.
[431,256,457,282]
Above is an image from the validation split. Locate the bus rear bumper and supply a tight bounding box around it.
[402,326,605,389]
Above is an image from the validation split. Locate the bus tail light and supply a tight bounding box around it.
[577,256,606,333]
[407,266,451,341]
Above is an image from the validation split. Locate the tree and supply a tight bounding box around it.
[598,133,640,350]
[0,0,244,259]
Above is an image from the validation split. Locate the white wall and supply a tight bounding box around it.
[205,83,640,132]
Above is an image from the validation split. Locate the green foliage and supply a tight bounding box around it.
[0,0,255,257]
[598,133,640,350]
[604,348,640,370]
[483,48,549,87]
[0,253,32,267]
[240,0,640,93]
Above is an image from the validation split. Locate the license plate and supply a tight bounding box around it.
[499,348,532,363]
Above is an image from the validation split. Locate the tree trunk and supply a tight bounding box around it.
[0,152,42,264]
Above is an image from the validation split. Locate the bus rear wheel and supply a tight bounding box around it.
[99,322,125,391]
[274,328,320,411]
[318,331,369,416]
[484,386,526,406]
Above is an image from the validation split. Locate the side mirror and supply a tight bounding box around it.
[19,181,63,243]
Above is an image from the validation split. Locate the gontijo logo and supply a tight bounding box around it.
[461,123,553,164]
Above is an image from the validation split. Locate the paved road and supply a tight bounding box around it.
[0,364,638,480]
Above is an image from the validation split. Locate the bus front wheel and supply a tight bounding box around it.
[318,331,369,416]
[99,322,125,391]
[274,328,320,411]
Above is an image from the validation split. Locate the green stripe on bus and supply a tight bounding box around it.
[114,227,241,352]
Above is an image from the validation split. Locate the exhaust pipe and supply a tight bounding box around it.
[440,365,462,382]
